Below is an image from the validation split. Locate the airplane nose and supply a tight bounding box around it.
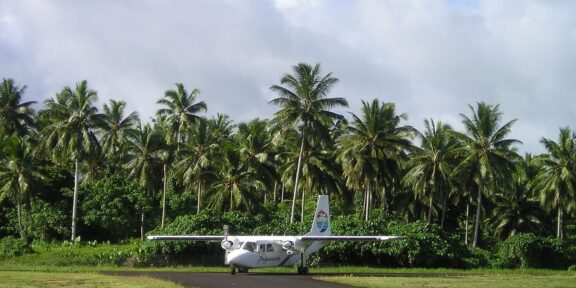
[227,249,250,267]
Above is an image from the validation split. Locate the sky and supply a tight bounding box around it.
[1,0,576,154]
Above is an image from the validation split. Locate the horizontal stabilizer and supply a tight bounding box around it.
[300,236,405,241]
[147,235,224,241]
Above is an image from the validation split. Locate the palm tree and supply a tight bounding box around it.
[488,156,544,240]
[337,100,415,220]
[236,119,278,202]
[40,80,102,240]
[280,129,342,221]
[206,148,263,213]
[156,83,207,146]
[403,119,456,225]
[532,128,576,239]
[0,135,44,242]
[0,78,36,136]
[97,99,139,171]
[452,102,520,251]
[156,83,206,224]
[125,123,164,240]
[269,63,348,223]
[174,118,219,215]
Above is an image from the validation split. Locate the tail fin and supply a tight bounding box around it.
[308,195,331,236]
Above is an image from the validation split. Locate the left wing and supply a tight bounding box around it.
[300,236,405,241]
[147,235,225,241]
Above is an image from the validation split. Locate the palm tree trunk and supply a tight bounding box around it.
[290,135,305,224]
[16,202,26,241]
[273,181,277,202]
[365,183,371,221]
[197,181,202,214]
[427,191,434,225]
[440,194,447,230]
[465,200,470,245]
[161,164,167,228]
[557,205,563,239]
[381,187,387,217]
[300,189,305,222]
[281,184,285,201]
[472,182,483,252]
[140,212,145,241]
[71,159,79,241]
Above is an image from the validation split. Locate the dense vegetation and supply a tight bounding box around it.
[0,63,575,269]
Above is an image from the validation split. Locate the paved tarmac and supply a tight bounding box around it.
[105,271,353,288]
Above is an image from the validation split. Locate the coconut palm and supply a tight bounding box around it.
[40,80,102,240]
[403,119,456,225]
[125,123,164,240]
[269,63,348,223]
[452,102,520,251]
[97,99,139,171]
[0,78,36,136]
[488,156,544,240]
[206,148,263,213]
[174,118,219,214]
[280,129,342,221]
[0,135,44,242]
[337,99,415,220]
[236,119,279,202]
[156,83,207,146]
[531,128,576,239]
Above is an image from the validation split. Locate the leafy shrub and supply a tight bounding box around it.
[491,233,571,269]
[0,236,33,257]
[80,174,142,241]
[318,218,477,268]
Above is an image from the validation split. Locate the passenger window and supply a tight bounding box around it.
[266,244,274,252]
[259,244,266,252]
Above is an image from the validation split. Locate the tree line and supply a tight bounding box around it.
[0,63,574,254]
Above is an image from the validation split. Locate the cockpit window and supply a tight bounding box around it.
[266,243,274,252]
[241,242,255,252]
[259,244,266,252]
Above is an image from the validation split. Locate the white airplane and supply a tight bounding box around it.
[148,195,404,274]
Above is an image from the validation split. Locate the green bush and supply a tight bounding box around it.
[491,233,571,269]
[318,218,478,268]
[0,236,33,257]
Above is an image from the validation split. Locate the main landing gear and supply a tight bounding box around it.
[297,266,309,275]
[230,266,249,275]
[297,251,309,274]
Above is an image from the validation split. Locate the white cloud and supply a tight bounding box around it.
[1,0,576,153]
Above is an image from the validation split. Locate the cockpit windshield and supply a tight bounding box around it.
[241,242,256,252]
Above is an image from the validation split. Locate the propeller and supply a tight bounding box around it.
[221,225,233,249]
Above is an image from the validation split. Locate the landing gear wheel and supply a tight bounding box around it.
[297,267,309,275]
[230,266,236,275]
[239,268,249,273]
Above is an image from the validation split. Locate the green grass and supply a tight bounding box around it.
[0,271,181,288]
[319,274,576,288]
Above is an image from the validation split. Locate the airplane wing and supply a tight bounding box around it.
[300,236,405,241]
[147,235,225,241]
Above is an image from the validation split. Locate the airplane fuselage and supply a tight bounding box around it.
[223,236,314,268]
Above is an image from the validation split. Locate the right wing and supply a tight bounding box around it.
[300,235,405,241]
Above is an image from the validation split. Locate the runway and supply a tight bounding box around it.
[104,271,352,288]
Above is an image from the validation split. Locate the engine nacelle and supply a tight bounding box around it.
[281,241,294,250]
[286,249,295,255]
[221,240,233,250]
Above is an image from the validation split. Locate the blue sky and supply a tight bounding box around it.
[1,0,576,153]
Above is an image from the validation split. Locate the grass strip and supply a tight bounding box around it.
[319,274,576,288]
[0,271,182,288]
